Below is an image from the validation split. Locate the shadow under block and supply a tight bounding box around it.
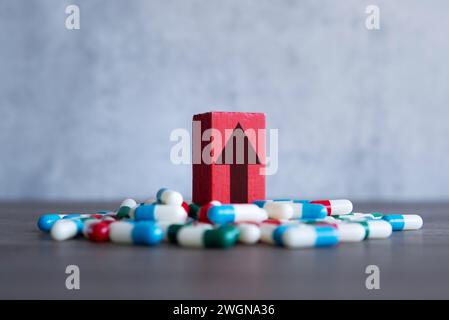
[192,112,266,205]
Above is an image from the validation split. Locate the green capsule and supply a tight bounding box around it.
[188,203,201,220]
[116,206,131,219]
[167,224,184,244]
[203,225,240,248]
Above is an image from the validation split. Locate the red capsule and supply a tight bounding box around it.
[181,201,190,215]
[89,214,104,219]
[261,219,283,225]
[87,221,111,242]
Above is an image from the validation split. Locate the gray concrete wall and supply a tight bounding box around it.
[1,0,448,201]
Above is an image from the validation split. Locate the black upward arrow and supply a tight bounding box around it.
[216,123,261,203]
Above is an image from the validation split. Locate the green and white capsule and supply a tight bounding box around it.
[156,188,183,206]
[116,199,137,219]
[353,220,392,239]
[167,224,240,249]
[335,223,366,242]
[353,212,383,220]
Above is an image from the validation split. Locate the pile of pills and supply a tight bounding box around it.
[37,188,424,249]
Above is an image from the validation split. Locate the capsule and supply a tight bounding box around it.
[339,212,382,220]
[261,202,293,220]
[259,220,295,245]
[86,221,113,242]
[254,200,327,219]
[266,224,339,248]
[354,212,383,220]
[382,214,423,231]
[181,201,190,215]
[50,219,84,241]
[38,213,98,233]
[116,198,137,219]
[109,221,163,246]
[83,219,101,238]
[235,223,261,245]
[37,213,61,232]
[354,220,392,239]
[167,224,240,248]
[134,204,187,223]
[309,199,353,216]
[188,203,201,219]
[198,201,221,223]
[207,204,268,224]
[156,188,183,206]
[335,223,366,242]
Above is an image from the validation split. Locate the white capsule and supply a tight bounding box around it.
[263,202,294,220]
[50,219,81,241]
[236,223,261,245]
[109,221,134,244]
[156,188,183,206]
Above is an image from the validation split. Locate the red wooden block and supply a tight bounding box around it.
[192,112,266,205]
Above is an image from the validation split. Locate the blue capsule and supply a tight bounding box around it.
[37,214,61,232]
[131,221,164,246]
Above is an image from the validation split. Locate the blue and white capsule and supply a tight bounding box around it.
[382,214,423,231]
[263,224,339,249]
[254,200,327,219]
[38,213,93,233]
[109,221,163,246]
[37,213,62,232]
[134,204,187,223]
[156,188,183,206]
[207,204,268,224]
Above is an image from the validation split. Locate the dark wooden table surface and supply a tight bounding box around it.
[1,201,448,299]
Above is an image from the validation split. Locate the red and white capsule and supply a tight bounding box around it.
[310,199,353,216]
